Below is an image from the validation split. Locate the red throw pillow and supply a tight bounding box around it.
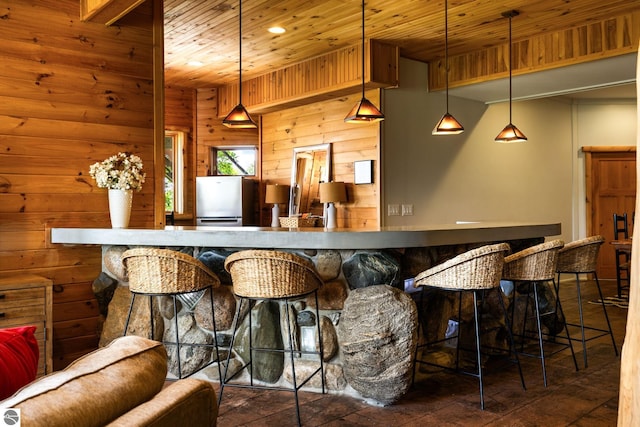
[0,326,39,400]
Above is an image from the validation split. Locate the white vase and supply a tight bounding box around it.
[108,189,133,228]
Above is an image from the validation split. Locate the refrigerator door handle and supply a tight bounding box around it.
[197,217,242,226]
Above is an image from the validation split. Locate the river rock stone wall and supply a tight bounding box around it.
[96,237,547,405]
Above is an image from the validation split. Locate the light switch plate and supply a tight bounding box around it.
[388,204,400,216]
[402,204,413,216]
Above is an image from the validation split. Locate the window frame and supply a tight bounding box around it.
[164,130,186,214]
[211,146,258,176]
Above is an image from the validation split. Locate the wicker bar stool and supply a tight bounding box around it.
[556,235,618,368]
[413,243,525,410]
[220,250,325,426]
[502,239,578,387]
[122,248,222,380]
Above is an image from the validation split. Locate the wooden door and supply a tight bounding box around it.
[584,147,636,279]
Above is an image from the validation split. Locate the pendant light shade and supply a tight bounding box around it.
[433,0,463,135]
[223,103,257,128]
[344,98,385,123]
[495,10,527,143]
[223,0,257,129]
[433,113,464,135]
[345,0,384,124]
[495,123,527,142]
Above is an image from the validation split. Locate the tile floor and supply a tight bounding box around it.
[213,278,627,426]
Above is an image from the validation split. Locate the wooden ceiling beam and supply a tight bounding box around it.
[217,40,399,116]
[429,11,640,91]
[80,0,146,25]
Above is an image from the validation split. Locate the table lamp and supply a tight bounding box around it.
[319,182,347,229]
[265,184,289,227]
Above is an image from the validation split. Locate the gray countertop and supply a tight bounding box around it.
[51,222,561,250]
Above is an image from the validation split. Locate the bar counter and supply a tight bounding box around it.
[51,221,561,249]
[49,221,561,404]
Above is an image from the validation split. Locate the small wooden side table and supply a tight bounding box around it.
[0,274,53,376]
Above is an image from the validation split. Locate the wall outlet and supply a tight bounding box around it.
[402,204,413,216]
[388,204,400,216]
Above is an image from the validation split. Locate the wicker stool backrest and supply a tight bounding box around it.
[122,248,220,294]
[502,239,565,281]
[556,235,604,274]
[414,243,511,290]
[224,250,323,298]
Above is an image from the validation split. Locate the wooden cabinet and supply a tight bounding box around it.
[0,274,53,376]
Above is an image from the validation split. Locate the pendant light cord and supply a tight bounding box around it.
[239,0,243,105]
[508,13,513,123]
[361,0,365,98]
[444,0,449,112]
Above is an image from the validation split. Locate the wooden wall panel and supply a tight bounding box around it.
[217,40,398,116]
[0,0,155,369]
[261,90,381,228]
[429,11,640,90]
[194,86,380,228]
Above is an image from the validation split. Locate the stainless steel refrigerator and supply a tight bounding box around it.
[196,176,256,226]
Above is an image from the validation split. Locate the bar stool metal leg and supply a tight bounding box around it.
[171,295,182,379]
[124,293,136,336]
[592,273,618,357]
[472,290,485,410]
[532,282,548,387]
[574,275,588,367]
[283,297,302,426]
[551,282,579,372]
[497,288,526,390]
[208,288,223,384]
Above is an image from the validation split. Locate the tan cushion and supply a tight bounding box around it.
[106,379,218,427]
[0,336,167,427]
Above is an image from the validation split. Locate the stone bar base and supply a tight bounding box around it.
[94,237,554,405]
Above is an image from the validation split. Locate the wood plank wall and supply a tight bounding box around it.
[193,87,380,227]
[0,0,155,369]
[261,90,382,228]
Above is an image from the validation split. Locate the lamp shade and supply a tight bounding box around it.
[223,103,257,128]
[432,112,464,135]
[319,182,347,203]
[495,122,528,143]
[265,184,289,204]
[344,97,385,123]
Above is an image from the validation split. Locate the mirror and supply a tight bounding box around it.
[289,144,331,216]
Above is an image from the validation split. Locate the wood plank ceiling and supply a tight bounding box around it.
[163,0,640,89]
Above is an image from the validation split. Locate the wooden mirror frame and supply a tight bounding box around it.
[289,143,331,216]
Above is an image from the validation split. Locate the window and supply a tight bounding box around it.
[165,130,185,214]
[211,147,257,176]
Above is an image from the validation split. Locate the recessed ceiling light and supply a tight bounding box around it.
[187,60,204,66]
[268,26,286,34]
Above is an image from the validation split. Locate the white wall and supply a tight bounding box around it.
[382,57,616,243]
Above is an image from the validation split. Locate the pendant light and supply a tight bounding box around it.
[495,10,527,143]
[344,0,384,123]
[223,0,257,129]
[432,0,464,135]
